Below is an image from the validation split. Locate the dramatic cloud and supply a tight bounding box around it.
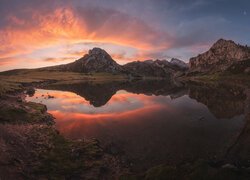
[0,0,249,70]
[0,1,173,70]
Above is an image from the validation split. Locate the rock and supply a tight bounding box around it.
[170,58,189,71]
[123,60,173,78]
[199,116,205,121]
[189,39,250,73]
[222,164,237,169]
[226,59,250,74]
[26,88,35,97]
[105,143,121,155]
[244,67,250,74]
[47,95,54,99]
[17,98,22,103]
[44,47,123,73]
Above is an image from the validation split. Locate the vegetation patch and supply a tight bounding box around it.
[0,101,52,124]
[34,132,105,179]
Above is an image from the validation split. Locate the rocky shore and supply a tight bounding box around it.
[0,85,130,179]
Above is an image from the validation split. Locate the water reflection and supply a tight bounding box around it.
[26,80,248,171]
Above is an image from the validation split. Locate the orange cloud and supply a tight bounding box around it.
[0,57,15,66]
[43,57,74,63]
[0,4,173,70]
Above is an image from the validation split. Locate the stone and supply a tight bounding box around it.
[222,163,237,169]
[244,67,250,74]
[170,58,189,70]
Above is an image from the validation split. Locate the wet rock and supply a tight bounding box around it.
[105,143,122,155]
[222,163,237,169]
[17,98,22,103]
[244,67,250,75]
[47,95,54,99]
[198,116,205,121]
[26,88,35,97]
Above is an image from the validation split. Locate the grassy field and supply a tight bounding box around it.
[0,69,128,96]
[182,72,250,88]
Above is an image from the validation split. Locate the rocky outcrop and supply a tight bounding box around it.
[225,59,250,74]
[189,39,250,73]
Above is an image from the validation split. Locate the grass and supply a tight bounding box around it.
[0,69,128,96]
[34,130,104,179]
[184,72,250,88]
[0,80,22,96]
[0,101,52,124]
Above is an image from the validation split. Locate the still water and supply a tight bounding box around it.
[26,80,247,171]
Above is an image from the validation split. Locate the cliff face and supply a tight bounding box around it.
[189,39,250,73]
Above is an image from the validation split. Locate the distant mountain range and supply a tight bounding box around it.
[43,38,250,78]
[42,47,188,78]
[3,39,250,78]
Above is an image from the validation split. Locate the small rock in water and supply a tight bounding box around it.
[17,98,22,102]
[222,163,237,169]
[199,116,205,120]
[26,87,35,97]
[48,95,55,99]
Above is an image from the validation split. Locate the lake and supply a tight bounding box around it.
[26,80,247,172]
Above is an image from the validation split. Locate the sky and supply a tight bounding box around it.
[0,0,249,71]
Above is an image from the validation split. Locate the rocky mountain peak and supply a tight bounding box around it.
[170,58,189,70]
[88,47,109,57]
[189,39,250,73]
[212,38,235,47]
[210,38,242,52]
[47,47,122,73]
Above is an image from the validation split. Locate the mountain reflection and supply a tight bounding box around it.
[44,80,187,107]
[44,80,247,119]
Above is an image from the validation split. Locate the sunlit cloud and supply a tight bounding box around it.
[1,0,249,70]
[0,1,174,70]
[43,57,75,63]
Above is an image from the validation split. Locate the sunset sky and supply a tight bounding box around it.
[0,0,249,71]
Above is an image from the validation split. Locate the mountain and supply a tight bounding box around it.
[42,48,188,78]
[45,48,123,73]
[123,59,180,78]
[189,39,250,74]
[170,58,189,71]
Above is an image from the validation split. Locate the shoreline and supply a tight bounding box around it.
[1,76,250,179]
[0,82,130,179]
